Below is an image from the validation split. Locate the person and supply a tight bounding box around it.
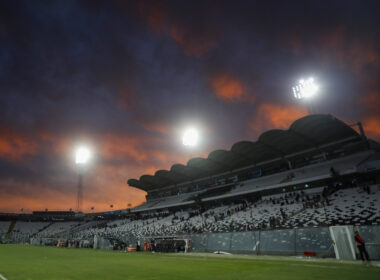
[354,231,370,262]
[150,239,156,252]
[136,240,141,251]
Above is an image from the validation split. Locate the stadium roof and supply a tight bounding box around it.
[127,114,360,192]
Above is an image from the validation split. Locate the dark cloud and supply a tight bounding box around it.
[0,0,379,212]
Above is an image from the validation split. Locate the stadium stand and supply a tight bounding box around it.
[2,115,380,260]
[0,221,11,235]
[62,184,379,241]
[286,185,380,227]
[37,222,82,238]
[12,222,50,236]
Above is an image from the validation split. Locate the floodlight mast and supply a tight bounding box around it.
[75,146,91,213]
[76,173,83,213]
[292,77,319,114]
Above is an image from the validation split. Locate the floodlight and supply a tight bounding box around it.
[292,77,318,100]
[182,128,199,147]
[75,146,91,165]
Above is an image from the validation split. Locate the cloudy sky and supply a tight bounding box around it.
[0,0,379,213]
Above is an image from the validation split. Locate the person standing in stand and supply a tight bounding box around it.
[354,231,370,262]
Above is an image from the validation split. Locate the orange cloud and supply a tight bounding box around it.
[0,179,74,213]
[99,132,188,168]
[0,129,150,212]
[250,103,308,134]
[316,27,378,73]
[362,116,380,141]
[0,177,147,213]
[136,0,167,34]
[358,92,380,141]
[100,134,151,163]
[0,124,74,164]
[83,164,147,210]
[137,1,218,57]
[0,130,38,162]
[209,73,245,102]
[283,25,380,74]
[0,127,216,213]
[138,119,170,135]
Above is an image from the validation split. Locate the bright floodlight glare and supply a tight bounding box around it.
[292,77,318,99]
[75,147,91,164]
[182,128,199,147]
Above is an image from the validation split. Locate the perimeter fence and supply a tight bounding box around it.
[123,225,380,259]
[12,224,379,260]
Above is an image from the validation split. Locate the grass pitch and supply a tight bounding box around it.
[0,245,379,280]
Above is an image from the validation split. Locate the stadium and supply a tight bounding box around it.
[1,114,380,279]
[1,1,380,279]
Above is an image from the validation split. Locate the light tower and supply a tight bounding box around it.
[75,146,91,213]
[292,77,319,114]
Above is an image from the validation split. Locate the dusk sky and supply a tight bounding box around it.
[0,0,379,213]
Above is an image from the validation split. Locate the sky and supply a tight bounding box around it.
[0,0,379,213]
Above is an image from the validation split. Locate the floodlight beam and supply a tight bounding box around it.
[75,146,91,165]
[182,128,199,147]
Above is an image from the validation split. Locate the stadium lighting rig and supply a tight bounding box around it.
[292,77,319,100]
[75,146,91,165]
[182,127,199,147]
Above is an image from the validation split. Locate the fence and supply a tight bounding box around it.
[118,225,380,259]
[185,227,334,257]
[18,224,380,260]
[1,232,30,244]
[355,225,380,260]
[118,227,334,257]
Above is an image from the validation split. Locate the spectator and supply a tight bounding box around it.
[354,231,370,262]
